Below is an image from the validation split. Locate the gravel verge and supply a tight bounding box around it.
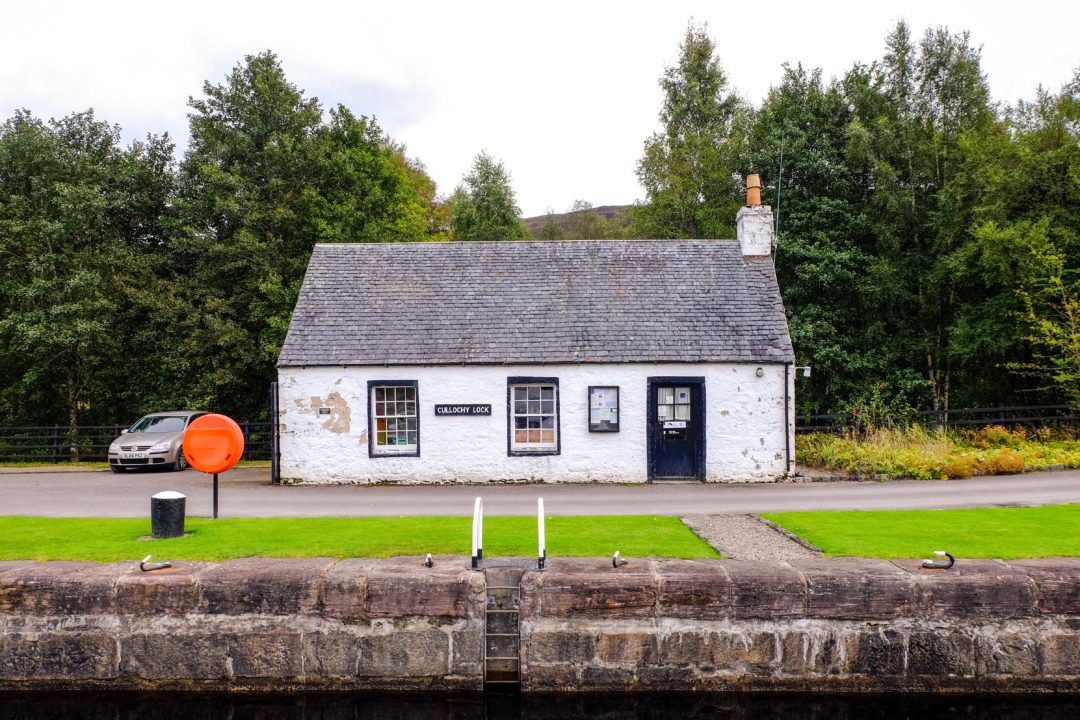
[682,513,822,561]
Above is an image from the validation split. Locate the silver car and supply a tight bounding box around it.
[108,411,208,473]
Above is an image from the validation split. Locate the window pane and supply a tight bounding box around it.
[541,400,554,414]
[528,418,541,429]
[515,429,527,443]
[528,430,540,443]
[375,402,384,416]
[377,431,387,445]
[528,386,540,400]
[515,401,528,414]
[406,418,415,431]
[407,431,417,444]
[658,405,672,421]
[540,387,554,400]
[541,430,554,444]
[403,387,415,401]
[515,387,528,401]
[376,418,386,431]
[659,388,674,404]
[675,405,690,420]
[676,387,690,403]
[515,417,527,429]
[527,400,540,414]
[375,388,384,402]
[541,417,554,429]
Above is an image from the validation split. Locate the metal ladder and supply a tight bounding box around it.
[483,567,523,688]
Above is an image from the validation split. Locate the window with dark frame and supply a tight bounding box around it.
[508,378,559,454]
[368,381,419,457]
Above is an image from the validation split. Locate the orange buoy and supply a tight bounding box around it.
[183,414,244,475]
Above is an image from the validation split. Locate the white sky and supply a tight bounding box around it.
[2,1,1077,217]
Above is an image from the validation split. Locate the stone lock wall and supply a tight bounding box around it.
[3,556,1080,692]
[0,557,485,692]
[519,557,1080,692]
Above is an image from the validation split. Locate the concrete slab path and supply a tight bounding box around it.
[0,467,1078,518]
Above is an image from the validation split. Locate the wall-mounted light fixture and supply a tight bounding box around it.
[795,366,812,377]
[755,367,764,377]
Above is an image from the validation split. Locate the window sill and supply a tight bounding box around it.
[370,449,419,458]
[509,448,559,457]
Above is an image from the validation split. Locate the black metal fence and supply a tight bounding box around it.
[0,422,273,463]
[796,404,1080,433]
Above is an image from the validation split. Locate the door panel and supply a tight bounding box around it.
[649,381,704,480]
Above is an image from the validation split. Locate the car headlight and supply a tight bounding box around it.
[149,440,172,453]
[109,443,121,454]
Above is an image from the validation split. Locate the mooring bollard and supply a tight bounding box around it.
[151,491,186,538]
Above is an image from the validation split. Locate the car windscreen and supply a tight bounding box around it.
[128,416,187,433]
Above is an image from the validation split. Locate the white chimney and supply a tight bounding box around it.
[736,173,774,257]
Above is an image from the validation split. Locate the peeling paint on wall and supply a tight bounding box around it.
[309,391,351,433]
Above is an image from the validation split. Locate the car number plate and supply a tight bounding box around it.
[121,452,146,459]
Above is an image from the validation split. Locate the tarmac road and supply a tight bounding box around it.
[0,466,1078,518]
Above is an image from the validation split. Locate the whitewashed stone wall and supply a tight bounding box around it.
[277,363,794,484]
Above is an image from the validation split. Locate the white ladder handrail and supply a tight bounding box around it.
[537,497,546,570]
[471,496,484,569]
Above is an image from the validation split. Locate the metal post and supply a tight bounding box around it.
[51,424,60,464]
[537,497,546,571]
[471,497,483,569]
[213,473,219,519]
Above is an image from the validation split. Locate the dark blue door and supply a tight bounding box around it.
[649,381,703,480]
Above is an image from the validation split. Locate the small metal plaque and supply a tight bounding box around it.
[318,407,331,415]
[434,404,492,416]
[664,420,687,429]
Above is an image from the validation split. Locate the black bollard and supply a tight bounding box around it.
[151,491,186,539]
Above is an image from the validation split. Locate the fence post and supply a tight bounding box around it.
[50,425,60,464]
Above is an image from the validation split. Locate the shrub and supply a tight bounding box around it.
[980,448,1025,475]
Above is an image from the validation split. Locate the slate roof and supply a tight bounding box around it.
[277,240,794,367]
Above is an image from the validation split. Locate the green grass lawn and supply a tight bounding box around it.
[0,515,718,562]
[0,459,271,469]
[764,505,1080,559]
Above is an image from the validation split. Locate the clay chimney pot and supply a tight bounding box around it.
[746,174,762,207]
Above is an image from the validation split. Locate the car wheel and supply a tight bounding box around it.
[110,465,126,473]
[174,446,189,472]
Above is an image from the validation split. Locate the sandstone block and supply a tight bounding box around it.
[0,561,125,614]
[520,664,580,692]
[844,627,906,676]
[581,666,638,690]
[366,557,473,618]
[303,630,359,677]
[115,562,211,615]
[320,558,376,621]
[974,633,1039,676]
[907,630,974,676]
[1010,559,1080,615]
[1042,634,1080,675]
[120,632,229,679]
[198,558,335,615]
[893,559,1036,618]
[534,558,656,619]
[791,558,914,619]
[450,627,483,675]
[527,629,597,664]
[359,627,449,677]
[722,561,805,618]
[662,631,776,670]
[230,632,304,677]
[655,559,733,619]
[597,632,659,666]
[636,665,698,691]
[0,632,118,679]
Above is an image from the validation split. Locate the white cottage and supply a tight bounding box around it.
[276,197,794,484]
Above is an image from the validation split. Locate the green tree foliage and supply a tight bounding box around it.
[0,110,174,428]
[634,20,750,239]
[170,52,441,419]
[537,208,564,240]
[449,151,529,241]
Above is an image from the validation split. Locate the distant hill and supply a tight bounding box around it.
[523,205,632,238]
